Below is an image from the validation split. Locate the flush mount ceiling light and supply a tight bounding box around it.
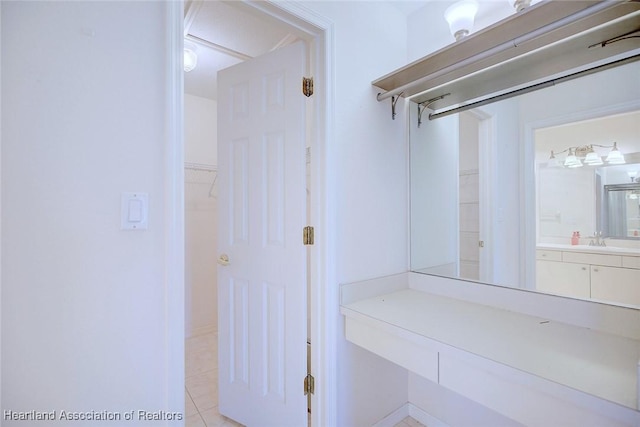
[507,0,532,13]
[184,42,198,72]
[547,143,626,168]
[444,0,479,41]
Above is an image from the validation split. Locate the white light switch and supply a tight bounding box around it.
[128,199,143,222]
[121,192,148,230]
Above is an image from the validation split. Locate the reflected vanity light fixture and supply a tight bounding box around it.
[564,148,583,168]
[605,141,625,164]
[444,0,479,41]
[184,42,198,72]
[548,142,625,168]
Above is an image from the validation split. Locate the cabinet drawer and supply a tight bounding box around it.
[622,255,640,270]
[536,250,562,261]
[438,351,637,426]
[562,251,622,267]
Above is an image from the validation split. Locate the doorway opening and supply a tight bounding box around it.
[458,108,494,284]
[179,1,333,426]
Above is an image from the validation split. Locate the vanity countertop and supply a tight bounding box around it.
[537,243,640,256]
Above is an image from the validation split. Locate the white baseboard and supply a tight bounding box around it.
[372,403,450,427]
[408,403,450,427]
[372,403,410,427]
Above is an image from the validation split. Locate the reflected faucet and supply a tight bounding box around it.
[589,231,607,247]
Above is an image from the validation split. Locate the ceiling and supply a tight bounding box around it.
[183,0,306,100]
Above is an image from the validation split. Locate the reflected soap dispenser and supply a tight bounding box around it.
[571,231,579,246]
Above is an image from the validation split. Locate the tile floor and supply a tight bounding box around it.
[185,330,242,427]
[185,330,425,427]
[394,416,427,427]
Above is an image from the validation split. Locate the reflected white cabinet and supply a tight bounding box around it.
[536,248,640,305]
[536,259,590,298]
[591,265,640,306]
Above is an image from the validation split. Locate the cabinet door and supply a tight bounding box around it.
[590,266,640,306]
[536,260,590,298]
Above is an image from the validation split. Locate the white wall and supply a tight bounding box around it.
[1,2,181,424]
[184,94,217,337]
[408,374,523,427]
[410,114,459,275]
[185,94,217,166]
[300,2,410,425]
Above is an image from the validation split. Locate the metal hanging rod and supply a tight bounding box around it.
[185,162,218,198]
[375,0,616,103]
[427,53,640,121]
[185,161,217,172]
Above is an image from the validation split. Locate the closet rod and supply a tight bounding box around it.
[184,162,217,172]
[376,0,614,102]
[427,53,640,121]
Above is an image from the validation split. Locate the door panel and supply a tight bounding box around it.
[218,41,307,427]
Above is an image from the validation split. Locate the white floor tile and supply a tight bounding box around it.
[404,416,427,427]
[200,406,243,427]
[185,413,206,427]
[186,333,218,378]
[185,390,200,417]
[186,332,244,426]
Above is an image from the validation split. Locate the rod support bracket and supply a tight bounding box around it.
[418,94,449,127]
[390,92,404,120]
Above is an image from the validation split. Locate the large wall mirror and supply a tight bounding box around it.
[410,59,640,308]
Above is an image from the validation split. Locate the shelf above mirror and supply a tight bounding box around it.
[373,0,640,117]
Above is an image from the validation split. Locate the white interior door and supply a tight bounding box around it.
[217,41,308,427]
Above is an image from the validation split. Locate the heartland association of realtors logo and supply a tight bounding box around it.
[3,409,183,422]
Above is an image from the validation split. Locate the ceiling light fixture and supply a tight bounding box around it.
[444,0,479,41]
[184,42,198,72]
[507,0,532,13]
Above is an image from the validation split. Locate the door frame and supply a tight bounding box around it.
[164,2,337,426]
[468,107,496,284]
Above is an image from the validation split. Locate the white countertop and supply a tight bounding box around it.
[537,243,640,256]
[341,287,640,410]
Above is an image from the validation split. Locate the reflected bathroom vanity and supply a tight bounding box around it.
[536,244,640,305]
[341,1,640,425]
[535,117,640,306]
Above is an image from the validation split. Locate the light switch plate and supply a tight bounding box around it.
[121,192,148,230]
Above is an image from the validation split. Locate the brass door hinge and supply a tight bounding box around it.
[302,77,314,97]
[303,226,314,246]
[304,373,315,395]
